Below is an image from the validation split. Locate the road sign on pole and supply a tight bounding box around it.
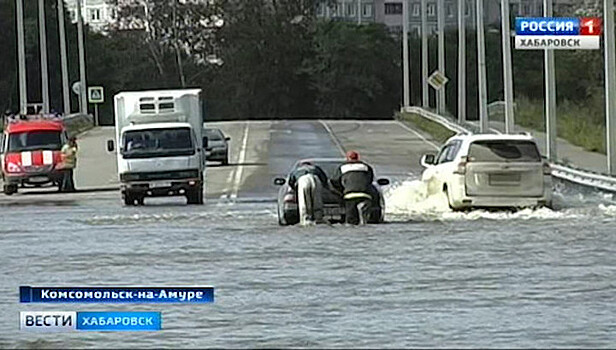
[88,86,104,104]
[428,70,449,91]
[88,86,104,127]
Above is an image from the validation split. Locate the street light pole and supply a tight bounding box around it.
[403,0,410,109]
[38,0,50,114]
[357,0,361,25]
[77,0,88,115]
[421,0,429,108]
[457,0,466,123]
[501,0,515,133]
[544,0,557,161]
[16,0,27,114]
[58,0,71,114]
[605,0,616,174]
[437,0,446,114]
[476,0,489,132]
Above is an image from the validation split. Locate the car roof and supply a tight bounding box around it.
[5,120,64,133]
[446,133,537,144]
[204,128,224,134]
[295,158,345,165]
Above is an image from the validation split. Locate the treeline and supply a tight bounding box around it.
[1,0,401,124]
[0,0,606,126]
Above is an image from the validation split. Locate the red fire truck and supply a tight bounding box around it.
[1,115,70,195]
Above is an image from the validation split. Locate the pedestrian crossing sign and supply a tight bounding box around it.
[428,71,449,91]
[88,86,104,104]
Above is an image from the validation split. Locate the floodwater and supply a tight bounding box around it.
[1,180,616,348]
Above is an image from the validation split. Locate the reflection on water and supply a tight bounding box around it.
[1,188,616,348]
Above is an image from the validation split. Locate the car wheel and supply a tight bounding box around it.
[4,184,17,196]
[222,153,229,166]
[444,185,456,211]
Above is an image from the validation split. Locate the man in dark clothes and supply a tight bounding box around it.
[330,151,375,225]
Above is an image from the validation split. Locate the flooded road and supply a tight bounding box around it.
[1,182,616,348]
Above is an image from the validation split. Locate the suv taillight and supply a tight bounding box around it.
[453,156,468,175]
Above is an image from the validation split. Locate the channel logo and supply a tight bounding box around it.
[515,17,602,50]
[20,311,162,332]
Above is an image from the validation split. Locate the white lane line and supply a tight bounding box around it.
[231,123,250,199]
[396,121,440,150]
[319,120,346,156]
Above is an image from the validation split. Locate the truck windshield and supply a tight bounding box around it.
[122,128,194,158]
[8,131,62,152]
[468,140,542,163]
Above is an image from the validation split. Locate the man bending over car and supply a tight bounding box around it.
[288,161,329,225]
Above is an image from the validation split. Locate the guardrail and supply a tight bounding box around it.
[402,106,616,193]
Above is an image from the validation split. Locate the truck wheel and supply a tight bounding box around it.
[123,192,135,206]
[4,185,17,196]
[187,185,204,205]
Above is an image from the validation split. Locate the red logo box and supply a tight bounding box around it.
[580,17,603,36]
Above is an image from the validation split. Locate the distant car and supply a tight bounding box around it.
[274,158,390,225]
[204,128,230,165]
[419,133,553,210]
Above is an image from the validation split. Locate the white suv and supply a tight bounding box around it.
[420,133,552,210]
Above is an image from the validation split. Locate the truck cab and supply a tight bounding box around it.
[1,115,69,195]
[109,89,206,205]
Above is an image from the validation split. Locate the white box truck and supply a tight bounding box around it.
[107,89,207,205]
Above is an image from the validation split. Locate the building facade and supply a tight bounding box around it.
[318,0,591,35]
[64,0,116,32]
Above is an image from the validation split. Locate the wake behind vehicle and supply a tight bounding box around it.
[1,115,70,195]
[274,158,390,225]
[420,133,553,210]
[107,89,207,206]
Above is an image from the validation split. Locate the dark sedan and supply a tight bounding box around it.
[273,158,390,225]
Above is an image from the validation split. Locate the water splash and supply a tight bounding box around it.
[383,177,616,222]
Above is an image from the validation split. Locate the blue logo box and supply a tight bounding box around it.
[516,17,580,36]
[77,312,161,331]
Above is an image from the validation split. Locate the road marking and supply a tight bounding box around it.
[396,121,440,150]
[319,120,346,156]
[231,123,250,199]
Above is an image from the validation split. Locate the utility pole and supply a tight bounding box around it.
[457,0,466,123]
[605,0,616,174]
[58,0,71,114]
[437,0,446,114]
[421,0,429,108]
[16,0,27,114]
[501,0,515,133]
[544,0,557,161]
[38,0,50,114]
[403,0,410,109]
[77,0,88,115]
[357,0,362,25]
[477,0,489,132]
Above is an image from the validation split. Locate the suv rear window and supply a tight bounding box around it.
[468,140,541,162]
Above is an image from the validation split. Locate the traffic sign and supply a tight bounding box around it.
[88,86,104,104]
[428,70,449,90]
[72,82,82,95]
